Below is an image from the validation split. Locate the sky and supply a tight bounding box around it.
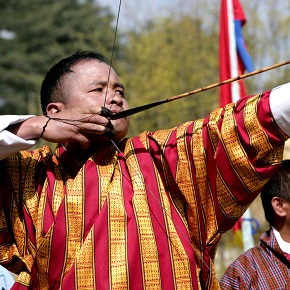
[96,0,190,31]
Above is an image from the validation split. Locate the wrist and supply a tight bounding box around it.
[9,116,48,140]
[40,116,51,139]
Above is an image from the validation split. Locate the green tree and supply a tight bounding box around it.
[0,0,121,114]
[119,11,220,137]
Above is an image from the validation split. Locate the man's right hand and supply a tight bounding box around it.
[8,105,114,146]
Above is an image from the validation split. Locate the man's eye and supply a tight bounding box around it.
[116,89,124,96]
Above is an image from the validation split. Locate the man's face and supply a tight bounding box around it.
[61,59,130,141]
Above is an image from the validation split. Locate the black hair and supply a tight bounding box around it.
[261,160,290,225]
[40,51,110,115]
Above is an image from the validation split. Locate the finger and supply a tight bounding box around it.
[71,123,116,139]
[79,121,116,139]
[102,127,116,139]
[102,120,116,138]
[82,106,112,117]
[75,123,106,133]
[105,120,114,130]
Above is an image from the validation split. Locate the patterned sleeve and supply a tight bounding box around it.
[0,152,35,275]
[131,86,289,286]
[173,90,287,259]
[0,147,50,279]
[220,256,251,289]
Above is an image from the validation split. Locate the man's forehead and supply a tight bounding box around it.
[72,59,109,70]
[72,59,119,78]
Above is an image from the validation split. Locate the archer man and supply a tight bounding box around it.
[0,51,289,289]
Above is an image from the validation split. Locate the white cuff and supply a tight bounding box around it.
[270,83,290,136]
[0,115,36,160]
[0,115,34,131]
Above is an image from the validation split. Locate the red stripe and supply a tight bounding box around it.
[131,135,197,288]
[47,186,67,289]
[119,154,144,289]
[28,157,67,289]
[94,202,109,289]
[58,266,76,290]
[11,282,30,290]
[42,166,57,235]
[83,159,100,239]
[136,138,174,288]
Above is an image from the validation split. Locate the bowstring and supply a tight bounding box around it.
[106,0,214,277]
[103,0,122,108]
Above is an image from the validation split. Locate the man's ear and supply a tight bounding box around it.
[46,102,66,115]
[272,196,287,217]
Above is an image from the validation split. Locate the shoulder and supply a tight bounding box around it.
[228,246,261,270]
[3,145,53,171]
[220,246,262,289]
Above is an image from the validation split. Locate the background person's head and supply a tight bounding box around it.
[261,160,290,232]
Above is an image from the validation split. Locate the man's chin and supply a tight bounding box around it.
[89,131,126,145]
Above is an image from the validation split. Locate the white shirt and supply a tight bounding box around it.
[0,115,36,160]
[272,226,290,254]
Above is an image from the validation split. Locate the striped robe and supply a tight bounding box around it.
[0,91,287,289]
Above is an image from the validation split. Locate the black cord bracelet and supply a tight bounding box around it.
[40,116,51,139]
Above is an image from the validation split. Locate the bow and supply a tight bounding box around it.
[110,58,290,120]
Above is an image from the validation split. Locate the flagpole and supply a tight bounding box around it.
[227,0,240,102]
[242,208,254,250]
[227,0,254,251]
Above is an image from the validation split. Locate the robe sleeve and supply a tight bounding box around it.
[172,85,289,261]
[139,85,289,287]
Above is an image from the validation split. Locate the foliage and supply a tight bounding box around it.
[119,13,220,136]
[240,0,290,94]
[0,0,121,114]
[1,0,289,132]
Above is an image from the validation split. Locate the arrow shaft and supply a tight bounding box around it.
[111,59,290,120]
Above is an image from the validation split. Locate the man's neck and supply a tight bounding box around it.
[62,142,101,163]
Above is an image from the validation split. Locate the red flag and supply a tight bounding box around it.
[219,0,253,107]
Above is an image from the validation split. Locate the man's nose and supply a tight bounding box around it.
[106,90,123,106]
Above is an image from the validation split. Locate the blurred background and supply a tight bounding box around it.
[1,0,290,286]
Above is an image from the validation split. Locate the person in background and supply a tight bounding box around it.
[220,160,290,289]
[0,50,289,289]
